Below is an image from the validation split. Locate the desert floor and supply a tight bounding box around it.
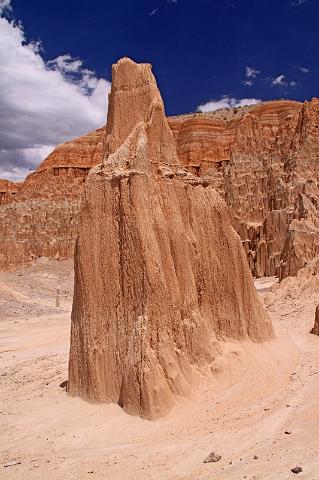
[0,259,318,480]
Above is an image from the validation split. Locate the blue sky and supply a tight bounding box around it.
[0,0,318,179]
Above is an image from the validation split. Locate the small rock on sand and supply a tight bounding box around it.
[203,452,222,463]
[291,466,302,474]
[4,461,21,468]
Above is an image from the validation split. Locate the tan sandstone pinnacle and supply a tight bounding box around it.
[68,57,274,419]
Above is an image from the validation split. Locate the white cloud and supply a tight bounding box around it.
[245,66,260,78]
[271,74,297,88]
[271,74,287,86]
[291,0,308,5]
[0,13,110,181]
[197,96,261,113]
[296,65,310,73]
[0,146,54,181]
[47,54,83,74]
[243,66,260,87]
[149,7,159,16]
[0,0,11,14]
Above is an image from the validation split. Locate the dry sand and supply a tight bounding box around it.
[0,259,319,479]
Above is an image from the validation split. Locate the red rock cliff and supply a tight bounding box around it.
[0,128,104,269]
[0,93,318,278]
[168,99,319,279]
[0,179,20,205]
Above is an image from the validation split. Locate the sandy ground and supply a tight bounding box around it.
[0,259,319,480]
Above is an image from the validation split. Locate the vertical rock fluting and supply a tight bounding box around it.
[68,58,274,419]
[0,97,318,278]
[0,129,104,270]
[0,179,20,205]
[311,305,319,336]
[169,99,319,279]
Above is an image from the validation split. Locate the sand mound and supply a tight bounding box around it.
[68,58,274,419]
[267,256,319,305]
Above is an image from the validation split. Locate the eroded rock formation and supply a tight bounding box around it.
[0,84,318,279]
[311,305,319,336]
[265,256,319,307]
[0,129,104,269]
[0,180,20,205]
[168,99,319,279]
[68,58,274,419]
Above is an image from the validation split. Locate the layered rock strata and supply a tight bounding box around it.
[0,94,318,278]
[0,180,20,205]
[68,58,274,419]
[0,129,104,269]
[168,98,319,279]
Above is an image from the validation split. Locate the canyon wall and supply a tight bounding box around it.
[168,98,319,279]
[0,94,318,278]
[0,180,20,205]
[0,129,104,269]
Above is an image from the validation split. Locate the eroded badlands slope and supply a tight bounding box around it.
[1,94,318,279]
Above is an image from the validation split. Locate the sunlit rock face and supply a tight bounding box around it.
[0,78,318,279]
[169,98,319,279]
[67,58,274,419]
[311,305,319,336]
[0,179,20,205]
[0,129,104,270]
